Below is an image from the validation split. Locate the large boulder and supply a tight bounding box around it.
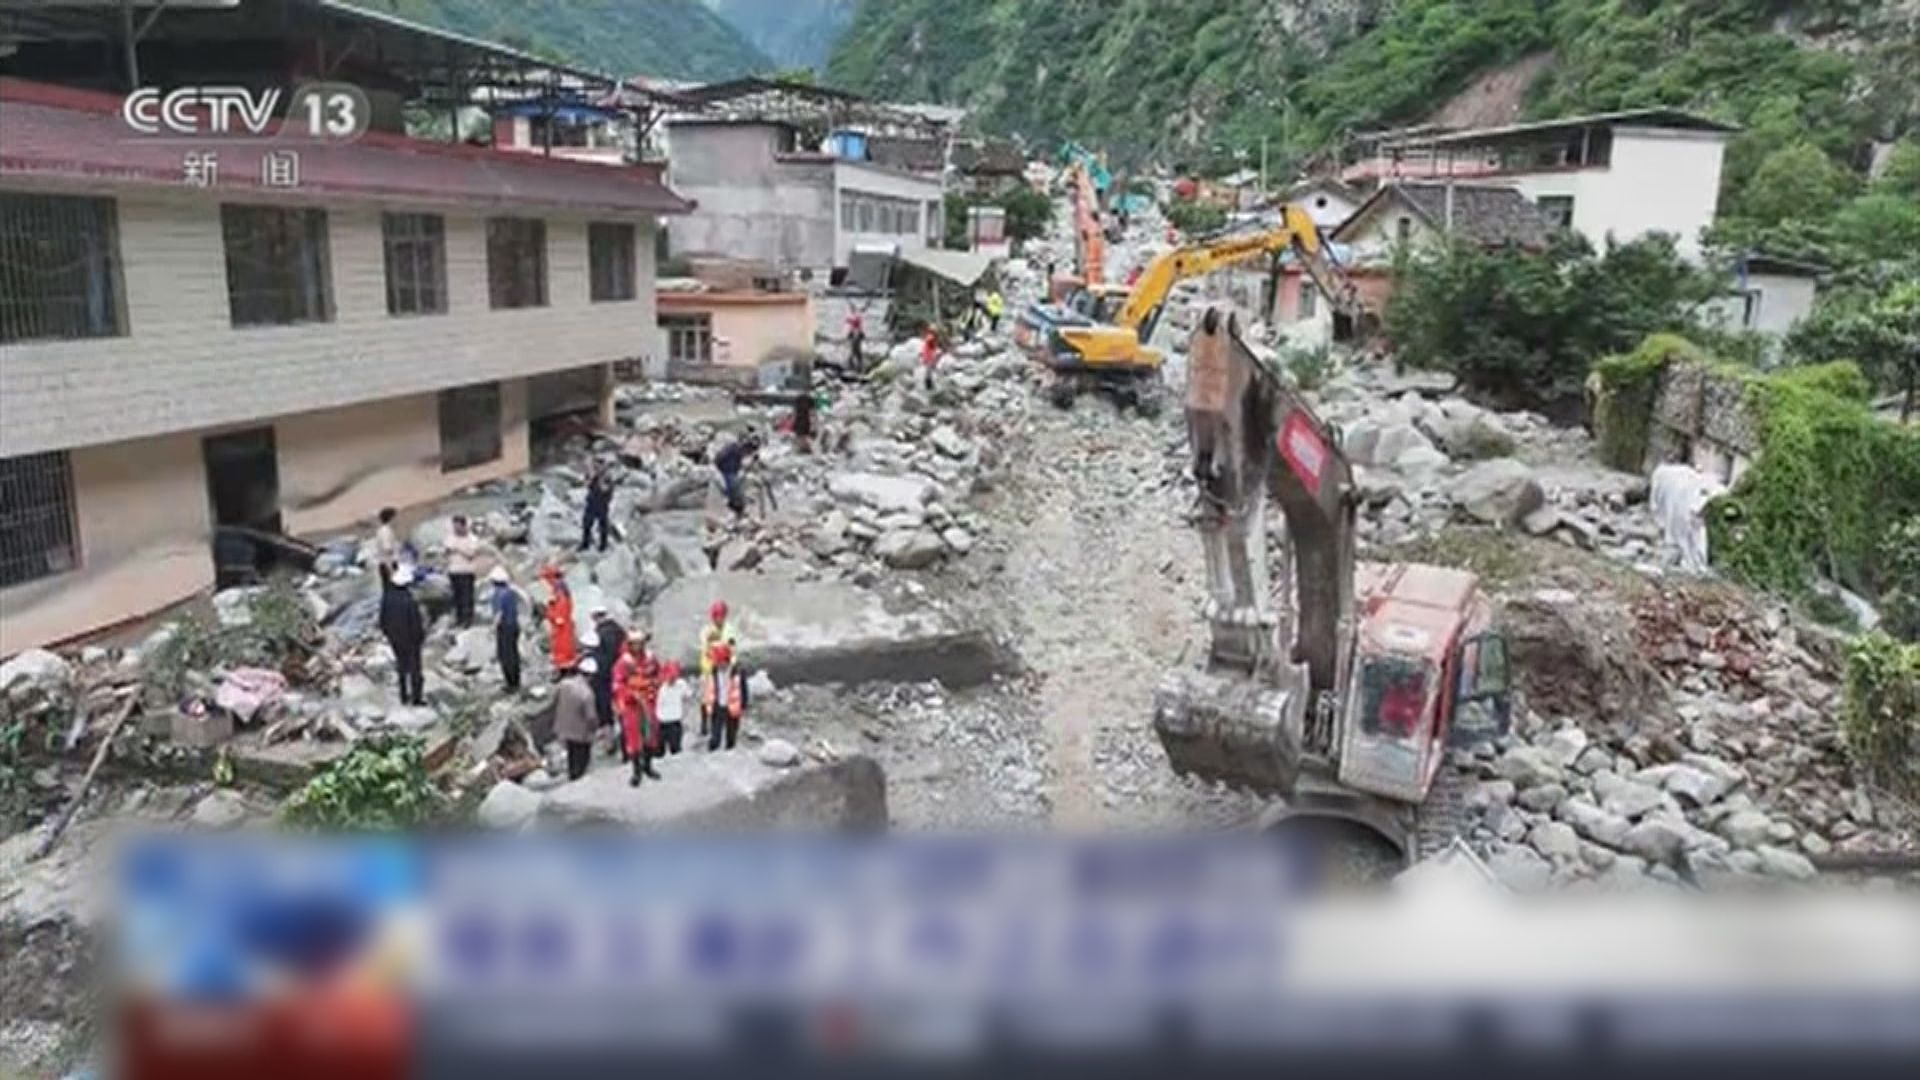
[477,780,541,830]
[829,472,938,515]
[648,571,1010,688]
[1452,458,1546,527]
[875,528,946,569]
[539,753,888,829]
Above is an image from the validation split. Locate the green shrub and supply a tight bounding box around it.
[1280,343,1333,390]
[1164,198,1227,236]
[1774,360,1873,403]
[281,736,444,831]
[1840,632,1920,800]
[1710,373,1920,594]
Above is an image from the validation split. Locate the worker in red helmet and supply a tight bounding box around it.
[697,599,739,739]
[702,641,748,751]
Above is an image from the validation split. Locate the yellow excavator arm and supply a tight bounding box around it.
[1113,203,1347,334]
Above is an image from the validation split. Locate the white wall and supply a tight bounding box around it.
[1508,127,1726,260]
[1294,186,1360,233]
[0,187,659,456]
[832,161,946,268]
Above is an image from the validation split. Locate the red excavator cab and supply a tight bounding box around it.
[1337,564,1509,802]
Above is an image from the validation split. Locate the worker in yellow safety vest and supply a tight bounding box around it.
[698,599,739,734]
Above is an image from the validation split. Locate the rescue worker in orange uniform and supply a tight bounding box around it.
[540,566,578,674]
[703,642,748,751]
[616,635,662,785]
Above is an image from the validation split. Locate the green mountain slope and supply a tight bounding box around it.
[351,0,771,80]
[707,0,858,71]
[826,0,1918,198]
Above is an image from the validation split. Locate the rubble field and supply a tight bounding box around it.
[1,198,1915,1075]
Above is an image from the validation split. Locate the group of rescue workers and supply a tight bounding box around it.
[548,595,750,786]
[375,499,757,788]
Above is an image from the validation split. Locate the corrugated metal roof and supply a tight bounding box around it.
[0,78,692,215]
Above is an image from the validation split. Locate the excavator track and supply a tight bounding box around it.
[1411,755,1476,862]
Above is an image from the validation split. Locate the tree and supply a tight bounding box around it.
[1385,234,1720,410]
[1873,139,1920,200]
[1789,280,1920,414]
[1734,141,1853,224]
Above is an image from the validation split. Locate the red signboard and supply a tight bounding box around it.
[1277,410,1329,497]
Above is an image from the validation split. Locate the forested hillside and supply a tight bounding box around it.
[706,0,858,71]
[351,0,770,80]
[827,1,1918,197]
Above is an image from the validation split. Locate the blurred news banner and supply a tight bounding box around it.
[113,835,1920,1077]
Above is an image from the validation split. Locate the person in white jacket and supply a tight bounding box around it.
[653,660,691,755]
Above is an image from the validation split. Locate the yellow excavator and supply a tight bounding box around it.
[1014,203,1360,412]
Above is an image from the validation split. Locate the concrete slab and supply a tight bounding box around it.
[648,571,1009,688]
[538,752,887,829]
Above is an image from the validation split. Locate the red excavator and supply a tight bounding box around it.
[1154,308,1515,859]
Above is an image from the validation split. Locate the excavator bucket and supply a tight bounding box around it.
[1153,666,1308,795]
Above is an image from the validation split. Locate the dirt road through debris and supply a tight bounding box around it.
[993,404,1204,827]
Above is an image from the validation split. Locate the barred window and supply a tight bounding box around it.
[660,313,712,365]
[0,451,79,587]
[220,205,331,327]
[588,222,636,302]
[382,212,447,315]
[840,194,857,231]
[487,217,547,309]
[438,382,502,472]
[0,193,126,344]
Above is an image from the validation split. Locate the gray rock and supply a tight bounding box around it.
[828,472,937,515]
[1619,816,1694,864]
[875,528,946,569]
[1467,779,1516,811]
[1493,745,1563,789]
[1517,782,1568,813]
[1754,844,1817,881]
[757,738,802,767]
[521,768,560,792]
[540,753,888,829]
[1660,763,1731,808]
[1556,796,1631,847]
[1717,809,1774,849]
[1600,780,1670,821]
[1541,727,1590,769]
[929,426,972,459]
[1799,833,1832,857]
[1680,752,1746,793]
[1453,458,1546,527]
[478,780,541,829]
[1520,506,1561,536]
[189,789,250,829]
[940,527,976,554]
[0,648,72,700]
[1528,821,1582,861]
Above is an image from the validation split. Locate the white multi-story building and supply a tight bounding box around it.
[1349,108,1738,260]
[0,77,687,653]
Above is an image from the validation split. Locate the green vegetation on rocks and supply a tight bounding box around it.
[1840,632,1920,801]
[281,736,445,831]
[349,0,769,79]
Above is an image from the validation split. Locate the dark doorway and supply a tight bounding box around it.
[203,427,282,587]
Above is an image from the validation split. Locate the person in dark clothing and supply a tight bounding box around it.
[590,607,626,733]
[713,434,760,516]
[580,463,615,552]
[380,566,426,706]
[489,566,522,693]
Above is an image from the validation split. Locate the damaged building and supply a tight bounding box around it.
[0,1,689,654]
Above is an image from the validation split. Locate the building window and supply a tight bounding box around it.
[661,313,712,366]
[438,382,502,472]
[220,204,332,327]
[856,200,875,233]
[487,217,548,309]
[1536,195,1575,230]
[841,194,857,231]
[926,200,941,243]
[0,193,125,344]
[1395,216,1413,246]
[1299,282,1318,319]
[382,212,447,316]
[589,222,637,302]
[0,451,79,587]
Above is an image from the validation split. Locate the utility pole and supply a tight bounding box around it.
[1260,135,1268,199]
